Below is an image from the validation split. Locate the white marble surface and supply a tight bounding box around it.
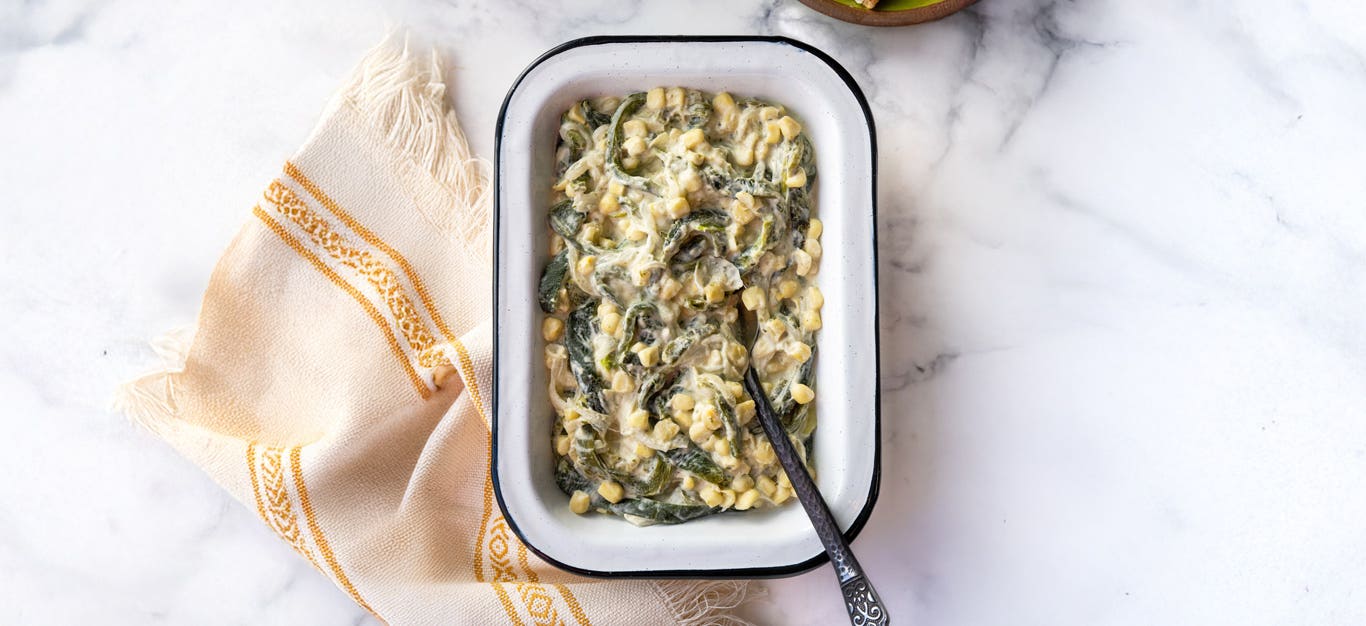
[5,0,1366,624]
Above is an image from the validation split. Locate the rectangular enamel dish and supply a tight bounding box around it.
[493,36,880,577]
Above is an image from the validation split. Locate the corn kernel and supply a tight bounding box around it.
[654,419,680,441]
[731,475,755,492]
[701,486,725,507]
[741,286,766,311]
[763,121,783,145]
[735,488,761,511]
[790,383,815,405]
[713,91,735,113]
[759,106,781,121]
[736,400,756,425]
[808,218,823,240]
[624,136,647,156]
[689,420,710,443]
[598,480,624,503]
[778,280,799,299]
[672,409,693,428]
[635,443,655,458]
[715,439,731,457]
[757,475,777,497]
[726,342,748,363]
[637,344,660,367]
[807,286,824,310]
[611,370,633,393]
[658,277,681,299]
[772,485,792,504]
[804,237,822,260]
[671,394,695,412]
[555,435,571,456]
[777,471,792,491]
[563,407,581,422]
[577,255,597,275]
[681,128,706,150]
[704,282,725,304]
[697,406,721,430]
[755,441,776,464]
[623,119,647,137]
[787,342,813,363]
[542,317,564,342]
[666,87,685,109]
[627,409,650,431]
[732,199,756,226]
[666,196,690,219]
[778,116,803,141]
[720,489,737,508]
[686,150,705,166]
[627,226,648,241]
[792,249,813,276]
[646,87,665,110]
[569,490,591,514]
[601,312,621,335]
[598,193,619,212]
[801,310,822,331]
[785,168,807,189]
[727,382,743,398]
[682,474,697,490]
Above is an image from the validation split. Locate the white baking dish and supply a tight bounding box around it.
[493,36,880,577]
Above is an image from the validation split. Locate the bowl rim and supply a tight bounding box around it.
[491,34,882,579]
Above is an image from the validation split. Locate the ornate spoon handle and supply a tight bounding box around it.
[743,368,888,625]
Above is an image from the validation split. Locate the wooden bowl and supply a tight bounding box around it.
[796,0,978,27]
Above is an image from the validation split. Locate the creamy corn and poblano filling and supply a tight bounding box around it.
[539,87,824,526]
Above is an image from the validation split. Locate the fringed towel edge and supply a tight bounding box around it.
[653,579,766,626]
[333,35,492,260]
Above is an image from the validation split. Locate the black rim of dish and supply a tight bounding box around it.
[491,35,882,579]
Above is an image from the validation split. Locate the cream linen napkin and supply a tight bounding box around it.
[115,40,760,626]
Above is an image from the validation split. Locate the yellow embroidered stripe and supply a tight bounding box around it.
[264,180,446,369]
[289,446,386,624]
[450,338,489,424]
[282,162,586,625]
[555,583,593,626]
[246,443,269,529]
[492,582,527,626]
[284,162,461,343]
[252,206,430,400]
[517,539,539,583]
[457,335,579,624]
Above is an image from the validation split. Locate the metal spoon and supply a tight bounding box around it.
[738,308,888,625]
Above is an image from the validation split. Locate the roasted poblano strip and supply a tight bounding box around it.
[704,380,744,458]
[605,92,650,189]
[665,441,729,486]
[538,249,569,313]
[549,200,587,249]
[566,301,607,413]
[702,165,780,198]
[611,498,718,526]
[579,100,613,129]
[543,88,822,524]
[734,214,774,272]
